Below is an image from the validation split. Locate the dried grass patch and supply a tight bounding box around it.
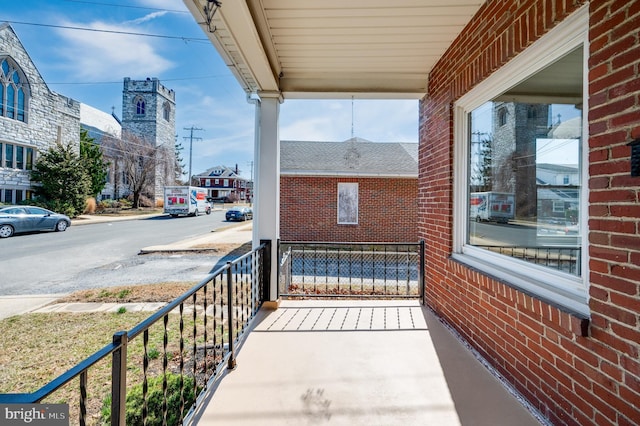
[54,282,195,304]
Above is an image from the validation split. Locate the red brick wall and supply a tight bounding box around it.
[280,176,418,242]
[420,1,639,425]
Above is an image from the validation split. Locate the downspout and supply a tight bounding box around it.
[247,91,261,250]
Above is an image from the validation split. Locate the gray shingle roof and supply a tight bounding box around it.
[80,103,121,138]
[194,165,240,178]
[281,139,418,177]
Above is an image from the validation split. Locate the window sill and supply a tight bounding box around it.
[450,252,590,323]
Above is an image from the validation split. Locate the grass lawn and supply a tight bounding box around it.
[0,283,220,425]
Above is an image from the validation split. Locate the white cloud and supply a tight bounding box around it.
[280,99,418,142]
[137,0,188,11]
[354,100,418,142]
[54,19,174,80]
[281,116,345,141]
[175,84,255,175]
[178,91,253,134]
[126,11,168,25]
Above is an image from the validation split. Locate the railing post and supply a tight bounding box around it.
[226,262,237,370]
[111,331,128,426]
[260,239,272,301]
[419,240,426,306]
[79,371,87,426]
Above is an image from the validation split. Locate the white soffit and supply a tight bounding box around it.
[184,0,485,99]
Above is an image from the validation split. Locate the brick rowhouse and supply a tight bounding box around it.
[420,1,639,425]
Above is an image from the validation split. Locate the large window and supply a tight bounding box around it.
[0,57,29,122]
[468,100,582,269]
[0,189,32,205]
[1,142,34,170]
[453,7,588,316]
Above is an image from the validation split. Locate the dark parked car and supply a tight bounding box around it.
[225,206,253,221]
[0,206,71,238]
[207,196,232,203]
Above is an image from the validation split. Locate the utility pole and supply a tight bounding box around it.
[183,126,203,185]
[247,160,254,207]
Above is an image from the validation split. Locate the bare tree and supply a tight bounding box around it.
[470,133,493,192]
[101,131,174,208]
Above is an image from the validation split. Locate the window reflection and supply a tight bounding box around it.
[468,102,582,276]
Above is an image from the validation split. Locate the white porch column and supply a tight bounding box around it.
[251,92,281,303]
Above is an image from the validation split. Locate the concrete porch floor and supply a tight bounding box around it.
[193,300,544,426]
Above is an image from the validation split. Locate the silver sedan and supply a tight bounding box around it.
[0,205,71,238]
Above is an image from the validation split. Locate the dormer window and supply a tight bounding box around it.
[0,57,29,122]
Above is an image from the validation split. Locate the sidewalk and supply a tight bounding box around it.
[0,214,253,320]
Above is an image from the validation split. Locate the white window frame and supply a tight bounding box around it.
[452,5,589,317]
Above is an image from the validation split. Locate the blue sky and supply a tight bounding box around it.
[3,0,419,179]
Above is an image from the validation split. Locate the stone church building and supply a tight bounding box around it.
[0,23,79,205]
[0,23,176,205]
[83,77,177,202]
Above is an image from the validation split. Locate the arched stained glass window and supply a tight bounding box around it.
[0,57,29,122]
[6,85,15,119]
[17,88,24,121]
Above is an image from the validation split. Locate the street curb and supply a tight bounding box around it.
[71,213,165,225]
[138,247,222,255]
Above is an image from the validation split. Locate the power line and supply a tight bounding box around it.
[1,19,208,42]
[63,0,190,14]
[36,74,228,86]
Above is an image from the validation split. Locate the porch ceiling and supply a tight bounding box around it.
[183,0,485,99]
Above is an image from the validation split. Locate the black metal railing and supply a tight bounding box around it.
[0,241,269,426]
[279,241,425,299]
[476,245,581,275]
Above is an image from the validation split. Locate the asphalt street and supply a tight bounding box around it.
[0,213,253,319]
[0,210,243,295]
